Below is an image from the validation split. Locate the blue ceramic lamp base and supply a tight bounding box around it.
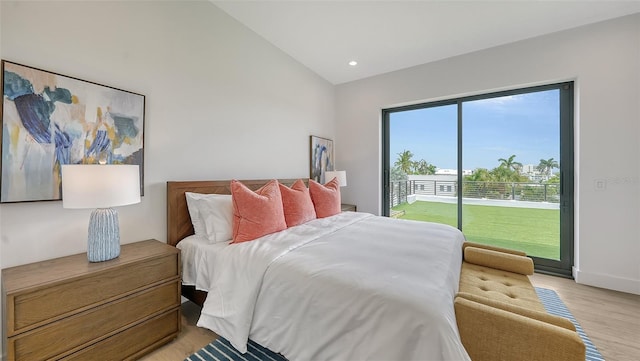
[87,208,121,262]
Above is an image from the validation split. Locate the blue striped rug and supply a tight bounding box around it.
[185,287,603,361]
[535,287,604,361]
[185,337,286,361]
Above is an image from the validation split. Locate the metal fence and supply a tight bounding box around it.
[389,181,410,208]
[390,180,560,207]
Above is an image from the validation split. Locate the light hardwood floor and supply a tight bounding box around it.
[530,273,640,361]
[142,273,640,361]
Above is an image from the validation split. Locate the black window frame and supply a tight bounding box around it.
[382,82,574,276]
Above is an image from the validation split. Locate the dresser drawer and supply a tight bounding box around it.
[61,309,181,361]
[9,280,180,361]
[7,253,179,336]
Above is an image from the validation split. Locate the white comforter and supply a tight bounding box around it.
[195,212,470,361]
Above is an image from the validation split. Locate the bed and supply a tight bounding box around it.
[167,179,471,360]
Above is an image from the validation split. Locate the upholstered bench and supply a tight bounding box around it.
[454,242,586,361]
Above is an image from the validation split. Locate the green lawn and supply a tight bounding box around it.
[392,201,560,260]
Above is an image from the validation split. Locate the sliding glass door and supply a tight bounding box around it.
[382,83,574,276]
[385,102,459,227]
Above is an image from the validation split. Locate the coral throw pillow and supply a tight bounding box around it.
[309,178,341,218]
[279,179,317,227]
[231,179,287,243]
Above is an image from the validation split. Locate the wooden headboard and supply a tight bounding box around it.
[166,179,304,246]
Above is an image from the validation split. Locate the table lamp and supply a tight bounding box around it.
[61,164,141,262]
[324,170,347,187]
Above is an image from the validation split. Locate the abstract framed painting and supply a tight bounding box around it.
[309,135,334,184]
[1,60,145,203]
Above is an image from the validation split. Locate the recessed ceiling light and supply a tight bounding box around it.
[348,60,358,66]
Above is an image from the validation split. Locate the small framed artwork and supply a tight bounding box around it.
[309,135,334,183]
[1,60,145,203]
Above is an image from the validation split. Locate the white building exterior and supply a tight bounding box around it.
[435,168,473,176]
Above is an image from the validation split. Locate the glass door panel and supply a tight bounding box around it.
[462,90,561,260]
[387,104,458,228]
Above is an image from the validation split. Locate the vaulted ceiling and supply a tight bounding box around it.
[213,1,640,84]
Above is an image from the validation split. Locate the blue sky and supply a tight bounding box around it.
[389,90,560,170]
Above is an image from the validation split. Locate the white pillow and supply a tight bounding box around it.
[185,192,233,243]
[185,192,206,237]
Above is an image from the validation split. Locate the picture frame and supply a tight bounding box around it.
[1,60,145,203]
[309,135,334,183]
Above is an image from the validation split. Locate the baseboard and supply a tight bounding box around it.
[574,269,640,295]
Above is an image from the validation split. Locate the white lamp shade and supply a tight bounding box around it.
[62,165,141,209]
[325,170,347,187]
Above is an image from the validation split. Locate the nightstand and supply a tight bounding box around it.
[341,203,357,212]
[2,239,181,361]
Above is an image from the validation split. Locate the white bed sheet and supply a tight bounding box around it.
[176,235,229,291]
[189,212,470,360]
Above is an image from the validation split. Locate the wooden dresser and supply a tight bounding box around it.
[2,239,181,361]
[341,203,357,212]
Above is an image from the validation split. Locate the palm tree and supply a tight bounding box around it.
[537,158,559,175]
[395,150,414,174]
[390,165,408,181]
[498,154,523,172]
[547,173,560,183]
[491,165,515,182]
[466,168,493,182]
[464,168,493,198]
[412,159,436,175]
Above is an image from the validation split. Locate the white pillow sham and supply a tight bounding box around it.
[185,192,233,243]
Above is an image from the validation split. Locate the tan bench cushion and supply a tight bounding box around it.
[454,296,586,361]
[456,292,576,331]
[459,261,545,312]
[464,246,534,275]
[462,241,527,256]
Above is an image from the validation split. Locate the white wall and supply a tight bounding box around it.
[336,14,640,295]
[0,1,334,355]
[0,0,334,264]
